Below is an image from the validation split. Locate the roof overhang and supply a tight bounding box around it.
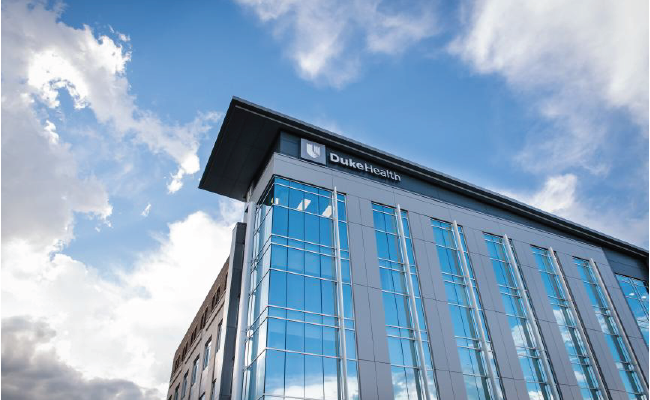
[200,97,648,259]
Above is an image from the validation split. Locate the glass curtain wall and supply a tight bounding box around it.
[573,258,646,400]
[615,275,649,345]
[430,220,501,400]
[243,177,359,400]
[371,204,437,400]
[530,247,602,400]
[483,234,554,400]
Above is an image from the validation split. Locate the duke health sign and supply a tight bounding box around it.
[300,138,401,182]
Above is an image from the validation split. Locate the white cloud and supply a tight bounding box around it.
[2,208,242,394]
[2,0,221,198]
[141,203,152,217]
[499,174,649,248]
[450,0,648,173]
[236,0,437,87]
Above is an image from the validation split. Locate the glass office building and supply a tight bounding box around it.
[168,98,649,400]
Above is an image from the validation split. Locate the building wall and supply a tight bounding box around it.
[240,151,648,400]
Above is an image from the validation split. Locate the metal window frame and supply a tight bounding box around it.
[502,235,560,400]
[332,187,350,400]
[395,204,432,400]
[451,221,502,400]
[547,248,609,399]
[587,258,649,394]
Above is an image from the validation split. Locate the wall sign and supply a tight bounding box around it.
[300,138,401,182]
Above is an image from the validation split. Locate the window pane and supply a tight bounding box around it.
[305,355,324,399]
[285,352,305,398]
[265,350,285,396]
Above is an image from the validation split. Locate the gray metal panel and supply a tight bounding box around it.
[345,195,363,225]
[558,384,576,400]
[484,310,515,380]
[434,370,455,400]
[628,336,649,381]
[537,319,574,386]
[458,226,484,258]
[413,239,435,299]
[352,284,374,362]
[418,214,435,243]
[273,154,333,190]
[586,327,624,392]
[362,226,381,290]
[358,359,378,399]
[564,275,601,332]
[471,254,500,313]
[407,211,425,241]
[425,243,447,302]
[449,371,469,400]
[422,297,449,371]
[512,378,530,400]
[348,223,368,287]
[518,263,555,324]
[436,299,464,373]
[375,362,395,400]
[359,198,375,228]
[367,287,390,364]
[501,378,519,400]
[609,285,644,340]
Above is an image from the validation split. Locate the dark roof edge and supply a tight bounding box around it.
[213,96,649,258]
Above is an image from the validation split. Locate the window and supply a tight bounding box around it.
[431,219,501,400]
[242,177,359,400]
[616,274,649,345]
[173,385,179,400]
[530,247,602,400]
[203,338,212,370]
[181,371,188,398]
[210,380,217,400]
[198,393,206,400]
[574,258,645,399]
[372,204,437,400]
[216,322,222,352]
[191,356,199,385]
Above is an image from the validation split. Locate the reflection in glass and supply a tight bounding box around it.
[373,204,438,399]
[431,220,500,400]
[243,177,358,400]
[530,248,603,400]
[616,274,649,345]
[573,258,645,400]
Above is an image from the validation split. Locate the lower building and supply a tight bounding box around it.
[168,97,649,400]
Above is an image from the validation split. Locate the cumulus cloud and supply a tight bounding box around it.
[499,174,649,248]
[236,0,437,87]
[141,203,152,217]
[2,0,221,203]
[2,208,243,394]
[450,0,648,174]
[2,316,160,400]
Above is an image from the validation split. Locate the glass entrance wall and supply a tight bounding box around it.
[530,247,603,400]
[573,258,646,400]
[243,177,359,400]
[371,204,437,400]
[430,220,501,400]
[615,275,649,345]
[483,234,554,400]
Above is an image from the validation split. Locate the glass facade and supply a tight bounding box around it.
[573,258,646,400]
[616,275,649,345]
[530,247,603,400]
[243,177,359,400]
[371,204,437,400]
[483,235,554,400]
[430,220,501,400]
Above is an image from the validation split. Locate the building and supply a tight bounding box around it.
[168,97,649,400]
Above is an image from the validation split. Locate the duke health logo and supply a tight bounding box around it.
[300,138,326,165]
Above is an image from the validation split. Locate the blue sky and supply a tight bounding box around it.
[2,0,647,398]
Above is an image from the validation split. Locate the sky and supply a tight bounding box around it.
[1,0,647,398]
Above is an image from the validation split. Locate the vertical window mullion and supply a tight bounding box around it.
[451,221,502,400]
[332,187,349,400]
[395,205,432,400]
[500,234,559,400]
